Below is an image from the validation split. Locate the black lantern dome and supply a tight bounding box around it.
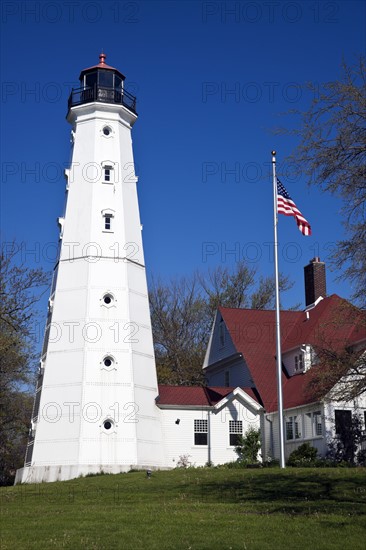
[68,53,136,114]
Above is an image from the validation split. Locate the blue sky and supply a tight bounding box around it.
[1,0,365,315]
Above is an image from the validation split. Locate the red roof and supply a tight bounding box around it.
[157,385,259,406]
[282,295,365,352]
[79,53,125,80]
[219,295,366,413]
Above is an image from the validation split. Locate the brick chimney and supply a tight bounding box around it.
[304,257,327,306]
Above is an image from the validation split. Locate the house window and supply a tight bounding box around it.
[286,416,301,440]
[194,419,208,445]
[313,411,322,436]
[229,420,242,446]
[305,411,323,437]
[294,353,304,372]
[335,410,352,435]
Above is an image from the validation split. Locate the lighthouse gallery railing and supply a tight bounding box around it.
[68,85,137,113]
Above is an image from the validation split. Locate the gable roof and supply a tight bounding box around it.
[216,295,366,413]
[156,385,260,407]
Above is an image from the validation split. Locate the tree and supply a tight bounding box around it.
[307,347,366,403]
[149,262,295,385]
[149,275,209,385]
[277,56,366,306]
[327,413,364,465]
[305,299,366,402]
[197,264,295,315]
[0,242,49,485]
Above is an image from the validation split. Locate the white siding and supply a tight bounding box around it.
[205,356,253,388]
[264,404,327,460]
[204,313,253,388]
[204,314,236,366]
[160,400,261,467]
[324,393,366,441]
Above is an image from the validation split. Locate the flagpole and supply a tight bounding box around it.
[272,150,286,469]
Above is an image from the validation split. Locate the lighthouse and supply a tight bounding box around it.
[16,54,164,483]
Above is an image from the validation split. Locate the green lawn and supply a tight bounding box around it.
[1,467,365,549]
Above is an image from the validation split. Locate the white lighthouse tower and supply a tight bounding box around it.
[16,54,164,483]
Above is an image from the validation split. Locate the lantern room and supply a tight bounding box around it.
[68,53,136,114]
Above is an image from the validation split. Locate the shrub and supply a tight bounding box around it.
[235,426,261,464]
[287,443,318,467]
[176,454,192,468]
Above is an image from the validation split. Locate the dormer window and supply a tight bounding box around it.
[294,353,304,372]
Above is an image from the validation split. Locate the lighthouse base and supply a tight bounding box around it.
[14,463,168,485]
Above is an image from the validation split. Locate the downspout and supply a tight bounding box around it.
[207,409,212,465]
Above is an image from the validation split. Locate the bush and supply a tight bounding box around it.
[287,443,318,467]
[176,454,193,468]
[235,427,261,464]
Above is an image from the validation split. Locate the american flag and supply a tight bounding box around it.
[277,179,312,236]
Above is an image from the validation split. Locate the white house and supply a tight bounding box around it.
[156,259,366,464]
[202,281,366,461]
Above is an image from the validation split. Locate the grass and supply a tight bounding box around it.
[1,467,366,549]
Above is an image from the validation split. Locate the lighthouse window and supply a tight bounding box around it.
[105,215,112,230]
[101,162,114,183]
[102,292,115,306]
[103,419,114,431]
[101,355,116,370]
[85,71,97,88]
[99,70,113,87]
[103,126,111,136]
[103,212,114,232]
[104,167,112,182]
